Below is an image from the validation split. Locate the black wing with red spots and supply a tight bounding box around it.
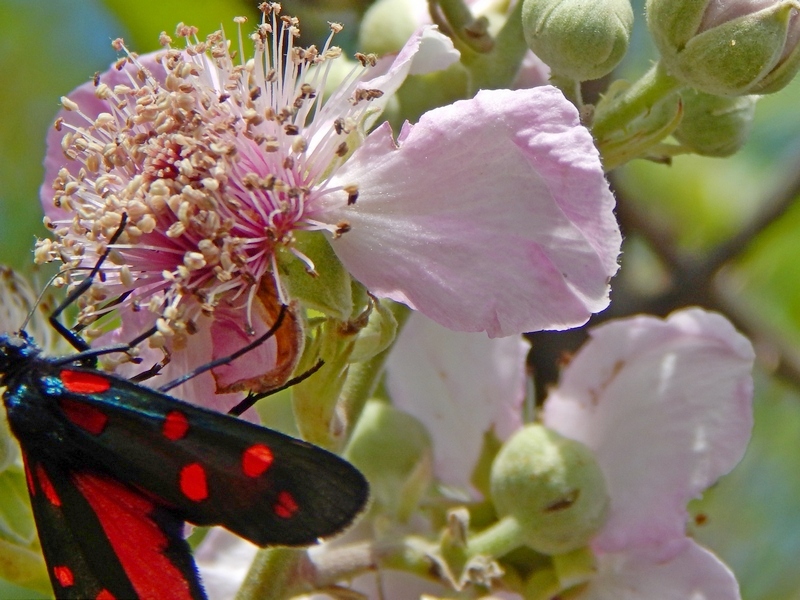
[47,365,369,545]
[1,332,369,598]
[23,456,204,600]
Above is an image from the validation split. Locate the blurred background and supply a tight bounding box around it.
[2,0,800,598]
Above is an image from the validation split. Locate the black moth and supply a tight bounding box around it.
[0,219,368,599]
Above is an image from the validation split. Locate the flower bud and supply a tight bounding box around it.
[521,0,633,81]
[647,0,800,95]
[673,89,757,156]
[345,400,433,520]
[359,0,423,56]
[490,424,608,555]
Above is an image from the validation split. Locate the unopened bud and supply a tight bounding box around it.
[521,0,633,81]
[674,90,757,156]
[359,0,422,56]
[345,400,433,520]
[648,0,800,95]
[490,424,608,555]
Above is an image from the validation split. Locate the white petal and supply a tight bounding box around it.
[582,540,740,600]
[324,87,621,336]
[386,313,529,492]
[195,528,257,600]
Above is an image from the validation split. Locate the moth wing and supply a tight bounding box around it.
[22,453,206,600]
[53,369,369,547]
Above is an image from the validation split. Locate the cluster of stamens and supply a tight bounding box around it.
[36,2,381,346]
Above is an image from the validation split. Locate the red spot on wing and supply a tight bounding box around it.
[96,590,116,600]
[53,565,74,587]
[242,444,274,477]
[274,490,299,519]
[60,369,112,394]
[36,464,61,507]
[163,410,189,440]
[72,472,196,600]
[180,463,208,502]
[59,398,109,435]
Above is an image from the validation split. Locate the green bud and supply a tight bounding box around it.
[521,0,633,81]
[490,425,608,555]
[345,400,433,520]
[673,89,757,156]
[275,231,352,321]
[648,0,800,95]
[359,0,421,56]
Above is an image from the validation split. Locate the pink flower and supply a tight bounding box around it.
[38,4,619,404]
[388,309,753,598]
[541,308,754,598]
[38,9,462,397]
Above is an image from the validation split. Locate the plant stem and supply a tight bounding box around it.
[466,515,525,559]
[592,61,684,139]
[339,302,411,445]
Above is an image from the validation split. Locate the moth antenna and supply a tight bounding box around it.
[17,266,76,334]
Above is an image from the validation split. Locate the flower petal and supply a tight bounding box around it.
[582,539,740,600]
[107,309,254,418]
[324,87,621,336]
[386,313,529,492]
[542,309,755,554]
[195,528,256,600]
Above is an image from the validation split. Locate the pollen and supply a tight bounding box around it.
[40,2,382,341]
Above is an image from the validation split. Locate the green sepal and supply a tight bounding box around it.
[275,231,352,321]
[349,299,398,363]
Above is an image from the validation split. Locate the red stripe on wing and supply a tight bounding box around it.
[72,472,202,600]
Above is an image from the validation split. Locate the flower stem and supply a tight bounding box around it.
[549,73,583,108]
[235,547,305,600]
[591,61,684,139]
[236,537,440,599]
[466,514,526,559]
[462,0,529,92]
[338,301,411,445]
[434,0,494,53]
